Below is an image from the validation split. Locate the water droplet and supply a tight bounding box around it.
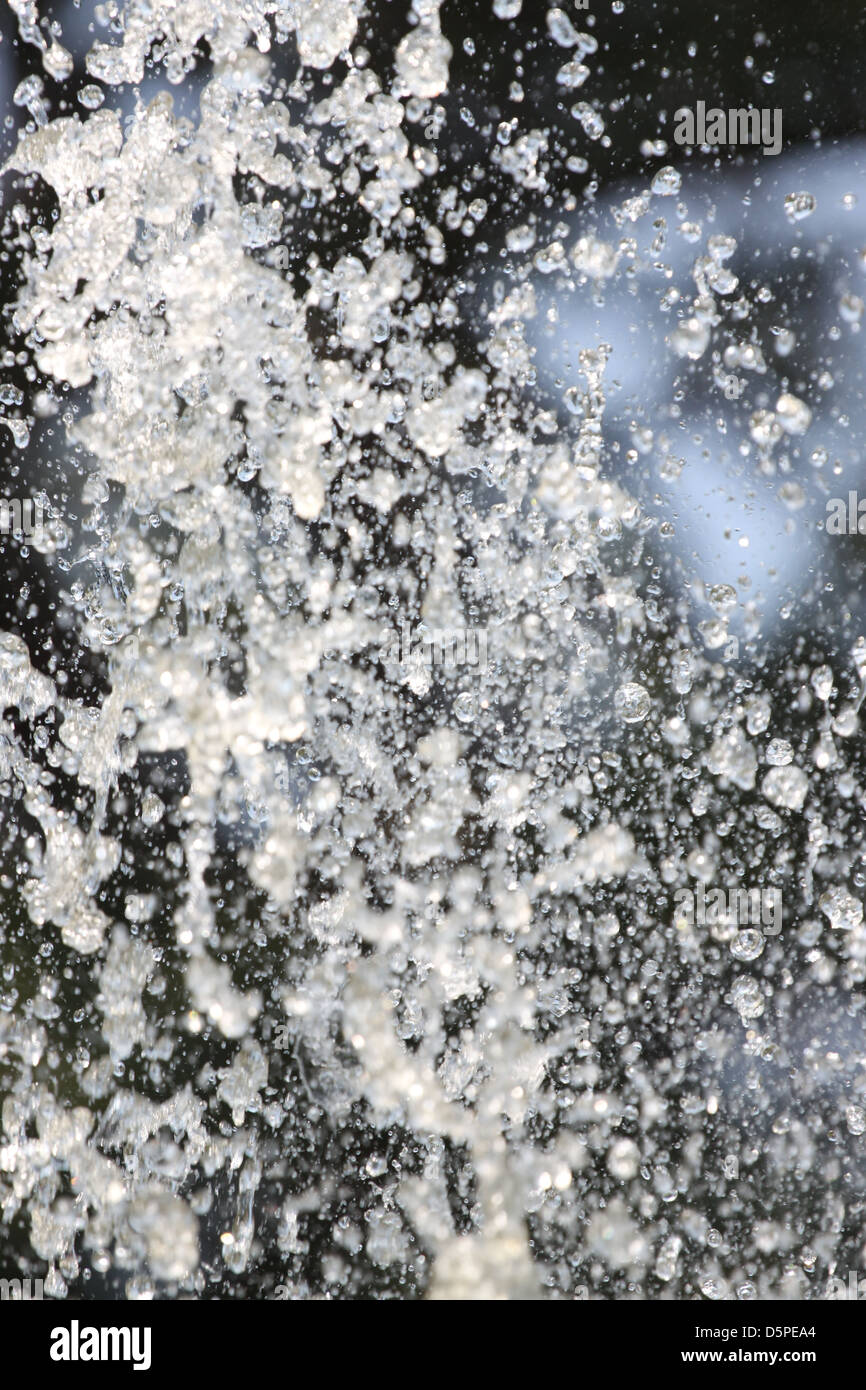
[731,930,765,962]
[766,739,793,766]
[762,765,809,811]
[784,190,816,223]
[547,8,581,46]
[701,1277,729,1300]
[819,887,863,931]
[670,317,710,360]
[615,682,651,724]
[651,166,681,197]
[775,392,812,436]
[730,977,764,1020]
[811,664,834,700]
[840,293,864,324]
[453,692,476,723]
[846,1105,866,1136]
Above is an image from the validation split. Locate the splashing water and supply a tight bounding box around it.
[0,0,864,1303]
